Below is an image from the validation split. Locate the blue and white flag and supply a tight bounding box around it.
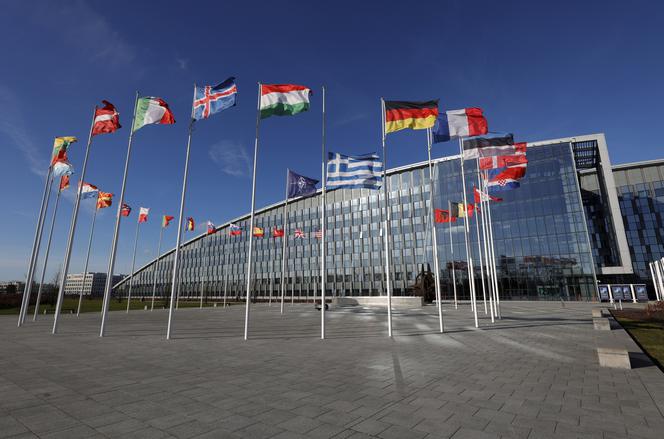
[52,161,73,178]
[326,152,382,190]
[193,77,237,120]
[287,170,318,199]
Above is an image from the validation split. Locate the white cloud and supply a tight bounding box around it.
[176,58,189,70]
[208,140,251,177]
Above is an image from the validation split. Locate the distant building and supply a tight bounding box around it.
[0,281,23,294]
[64,273,125,297]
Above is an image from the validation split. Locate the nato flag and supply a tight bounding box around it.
[287,169,319,199]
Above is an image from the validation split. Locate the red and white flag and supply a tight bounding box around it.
[273,227,284,238]
[474,186,503,203]
[121,203,132,217]
[207,221,216,235]
[294,229,305,238]
[138,207,149,223]
[479,154,528,170]
[92,101,121,136]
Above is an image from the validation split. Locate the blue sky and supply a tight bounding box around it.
[1,0,663,281]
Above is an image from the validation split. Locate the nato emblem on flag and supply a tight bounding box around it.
[287,169,319,199]
[193,77,237,120]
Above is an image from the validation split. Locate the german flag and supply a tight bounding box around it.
[384,100,438,134]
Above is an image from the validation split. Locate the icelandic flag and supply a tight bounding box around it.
[193,77,237,120]
[487,167,524,192]
[326,152,383,190]
[79,182,99,199]
[432,108,488,144]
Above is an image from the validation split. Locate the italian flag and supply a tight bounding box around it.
[260,84,311,119]
[132,97,176,132]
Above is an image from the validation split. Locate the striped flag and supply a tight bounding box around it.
[326,152,383,190]
[260,84,311,119]
[79,182,99,199]
[314,230,322,239]
[294,229,305,239]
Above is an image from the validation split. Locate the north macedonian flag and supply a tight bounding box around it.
[384,100,438,134]
[96,192,113,209]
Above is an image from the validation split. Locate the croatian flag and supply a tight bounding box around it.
[79,182,99,199]
[193,77,237,120]
[432,108,488,144]
[487,167,524,192]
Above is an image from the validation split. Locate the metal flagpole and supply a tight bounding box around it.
[482,174,498,319]
[478,182,495,322]
[34,181,62,320]
[166,84,197,340]
[151,224,164,311]
[449,200,457,309]
[52,106,97,334]
[75,204,98,316]
[100,92,139,337]
[320,85,327,339]
[380,98,393,337]
[479,182,495,321]
[656,261,664,302]
[474,165,487,316]
[19,167,53,326]
[458,138,478,328]
[650,262,661,300]
[126,215,141,313]
[279,170,289,314]
[244,83,262,340]
[485,177,501,319]
[426,128,443,332]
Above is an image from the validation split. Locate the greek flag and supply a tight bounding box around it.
[326,152,382,190]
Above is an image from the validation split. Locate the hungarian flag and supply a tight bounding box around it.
[92,100,121,136]
[138,207,149,223]
[384,100,438,134]
[229,223,242,236]
[253,226,264,237]
[96,191,113,209]
[260,84,311,119]
[207,221,216,235]
[162,215,174,228]
[121,203,132,216]
[186,217,195,231]
[434,209,456,223]
[59,175,70,192]
[272,227,284,238]
[474,186,503,203]
[132,97,176,132]
[51,136,77,165]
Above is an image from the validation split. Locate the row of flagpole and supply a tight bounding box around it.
[18,79,513,340]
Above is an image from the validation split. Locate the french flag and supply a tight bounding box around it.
[487,167,525,192]
[432,108,488,143]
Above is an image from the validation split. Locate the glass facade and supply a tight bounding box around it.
[581,160,664,294]
[117,139,600,301]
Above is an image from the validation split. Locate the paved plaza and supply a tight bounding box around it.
[1,301,664,439]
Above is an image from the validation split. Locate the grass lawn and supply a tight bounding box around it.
[613,307,664,369]
[0,297,230,316]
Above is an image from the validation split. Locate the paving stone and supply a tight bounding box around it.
[0,303,662,439]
